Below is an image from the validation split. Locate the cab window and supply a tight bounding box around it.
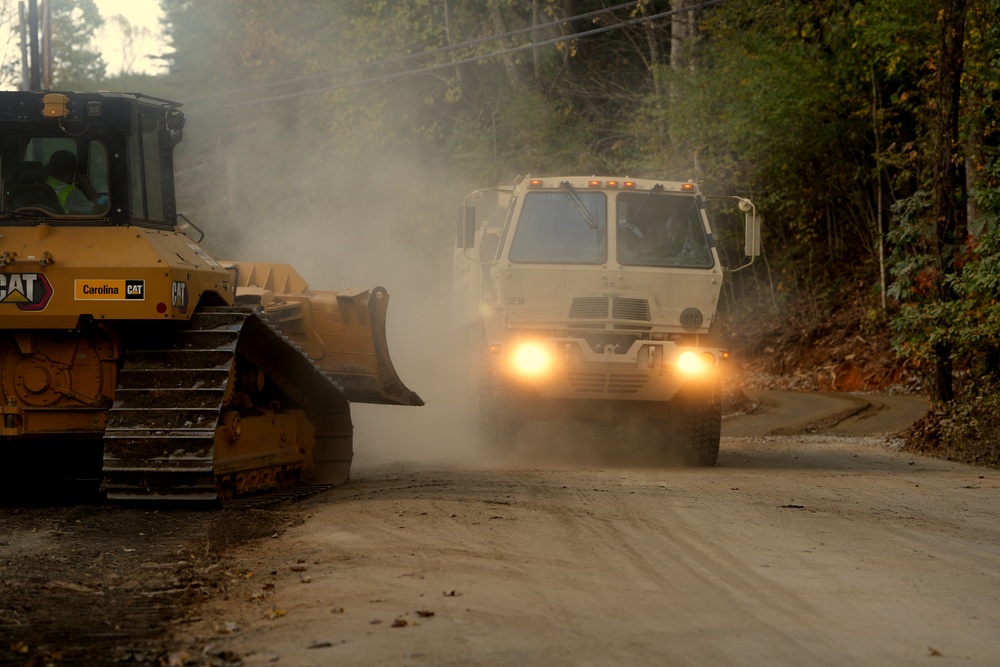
[2,137,109,216]
[130,110,166,223]
[509,192,607,264]
[616,193,713,268]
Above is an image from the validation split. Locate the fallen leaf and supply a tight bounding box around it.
[416,608,435,618]
[48,580,99,594]
[928,646,942,657]
[391,617,408,628]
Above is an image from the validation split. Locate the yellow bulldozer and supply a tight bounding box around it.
[0,91,422,502]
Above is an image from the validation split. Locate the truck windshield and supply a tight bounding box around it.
[616,192,713,268]
[509,192,607,264]
[0,135,109,218]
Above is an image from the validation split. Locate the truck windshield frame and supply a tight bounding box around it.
[615,192,714,268]
[508,191,607,265]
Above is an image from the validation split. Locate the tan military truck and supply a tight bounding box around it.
[454,175,758,464]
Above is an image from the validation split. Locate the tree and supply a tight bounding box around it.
[888,0,999,404]
[926,0,968,402]
[105,14,151,75]
[46,0,106,86]
[0,0,23,88]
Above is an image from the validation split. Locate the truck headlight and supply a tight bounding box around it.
[509,341,553,379]
[676,350,716,376]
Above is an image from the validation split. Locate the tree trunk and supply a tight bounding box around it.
[490,2,522,90]
[643,6,663,98]
[670,0,697,74]
[930,0,968,403]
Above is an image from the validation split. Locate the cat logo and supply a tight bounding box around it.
[0,272,53,311]
[75,279,145,300]
[171,281,188,314]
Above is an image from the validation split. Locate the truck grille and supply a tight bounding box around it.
[569,297,609,319]
[569,297,651,322]
[567,372,649,394]
[612,297,650,321]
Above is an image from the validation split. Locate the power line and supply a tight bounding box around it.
[185,0,726,116]
[181,1,641,104]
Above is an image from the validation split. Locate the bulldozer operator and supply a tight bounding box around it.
[45,149,102,214]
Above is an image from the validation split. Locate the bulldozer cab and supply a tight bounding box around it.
[0,91,182,228]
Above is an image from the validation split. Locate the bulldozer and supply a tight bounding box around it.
[0,90,422,502]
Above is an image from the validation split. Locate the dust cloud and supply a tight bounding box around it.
[174,112,483,467]
[173,109,682,472]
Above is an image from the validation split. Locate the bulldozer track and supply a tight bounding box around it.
[102,306,352,503]
[219,483,337,509]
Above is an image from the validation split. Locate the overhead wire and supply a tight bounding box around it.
[181,1,641,104]
[184,0,726,115]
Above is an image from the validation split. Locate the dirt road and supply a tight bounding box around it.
[3,390,998,666]
[157,390,1000,667]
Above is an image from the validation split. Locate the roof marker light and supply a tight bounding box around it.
[527,179,544,188]
[42,93,70,118]
[588,180,602,188]
[681,183,695,192]
[623,181,637,189]
[606,180,619,188]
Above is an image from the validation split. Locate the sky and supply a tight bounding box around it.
[92,0,168,76]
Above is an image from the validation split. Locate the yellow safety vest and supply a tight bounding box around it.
[46,176,74,212]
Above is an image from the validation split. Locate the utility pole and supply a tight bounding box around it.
[27,0,40,91]
[18,1,29,90]
[41,0,52,89]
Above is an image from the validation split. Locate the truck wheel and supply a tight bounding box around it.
[676,380,722,466]
[478,358,517,454]
[680,398,721,466]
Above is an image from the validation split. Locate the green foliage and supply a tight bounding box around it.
[929,375,1000,466]
[889,157,1000,393]
[47,0,107,85]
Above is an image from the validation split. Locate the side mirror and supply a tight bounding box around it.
[739,198,760,258]
[457,205,476,249]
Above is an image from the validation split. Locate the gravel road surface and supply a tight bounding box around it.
[5,390,999,667]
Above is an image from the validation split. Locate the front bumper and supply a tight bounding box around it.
[493,337,723,402]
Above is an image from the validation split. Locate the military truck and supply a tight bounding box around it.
[454,175,758,464]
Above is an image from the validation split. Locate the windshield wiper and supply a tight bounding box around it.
[623,183,665,231]
[559,181,599,230]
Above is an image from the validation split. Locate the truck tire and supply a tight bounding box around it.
[679,396,721,466]
[676,379,722,466]
[477,354,517,453]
